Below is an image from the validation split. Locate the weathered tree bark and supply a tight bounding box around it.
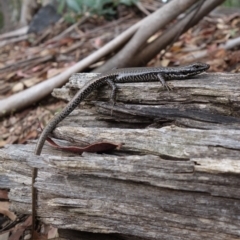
[1,71,240,240]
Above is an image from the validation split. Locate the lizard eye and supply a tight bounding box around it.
[191,63,209,70]
[192,63,202,69]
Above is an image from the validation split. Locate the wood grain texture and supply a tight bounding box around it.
[1,71,240,240]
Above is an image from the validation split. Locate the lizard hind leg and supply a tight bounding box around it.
[157,73,172,91]
[106,79,118,115]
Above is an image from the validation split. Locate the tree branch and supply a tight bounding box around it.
[96,0,199,72]
[133,0,225,66]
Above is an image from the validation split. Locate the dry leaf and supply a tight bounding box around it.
[160,59,170,67]
[0,189,8,199]
[47,68,65,78]
[19,130,38,144]
[6,72,16,81]
[0,201,17,221]
[0,140,7,147]
[12,82,24,92]
[23,77,42,88]
[46,136,123,154]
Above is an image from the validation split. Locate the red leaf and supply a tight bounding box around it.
[46,137,123,154]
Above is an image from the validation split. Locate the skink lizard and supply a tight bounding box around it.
[31,62,209,235]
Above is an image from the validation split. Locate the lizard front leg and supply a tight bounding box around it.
[157,73,172,91]
[105,78,118,115]
[106,78,118,105]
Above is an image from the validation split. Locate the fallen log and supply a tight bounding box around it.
[1,71,240,240]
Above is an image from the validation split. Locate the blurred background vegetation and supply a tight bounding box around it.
[224,0,240,7]
[56,0,139,22]
[0,0,240,32]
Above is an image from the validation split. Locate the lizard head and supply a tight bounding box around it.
[183,62,210,75]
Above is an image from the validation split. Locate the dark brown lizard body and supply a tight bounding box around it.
[34,62,209,155]
[31,62,209,236]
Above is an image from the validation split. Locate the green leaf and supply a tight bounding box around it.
[64,13,76,23]
[56,0,139,19]
[119,0,138,6]
[100,8,116,15]
[56,0,66,14]
[66,0,82,12]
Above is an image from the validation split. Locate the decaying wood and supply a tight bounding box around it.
[1,71,240,240]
